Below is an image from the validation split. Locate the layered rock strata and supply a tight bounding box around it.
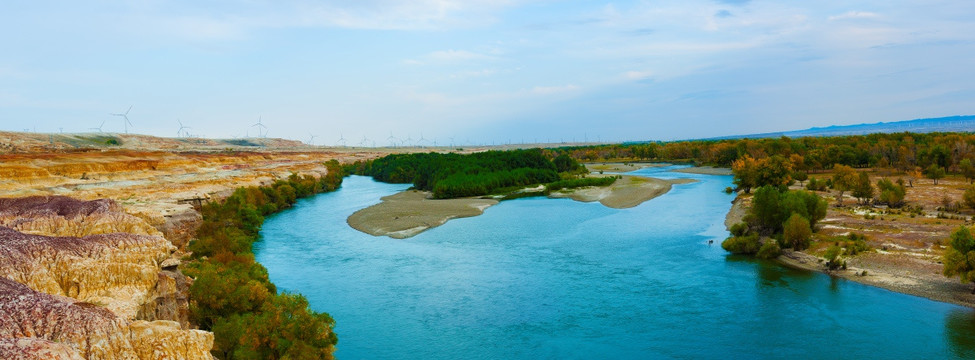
[0,278,213,359]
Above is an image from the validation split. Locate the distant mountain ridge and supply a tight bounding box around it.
[710,115,975,140]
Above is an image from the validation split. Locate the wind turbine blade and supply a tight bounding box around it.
[125,105,132,114]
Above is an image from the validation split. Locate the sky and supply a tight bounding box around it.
[0,1,973,145]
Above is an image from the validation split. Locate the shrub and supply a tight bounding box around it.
[782,214,812,250]
[757,240,782,259]
[876,178,906,208]
[729,222,749,237]
[964,185,975,210]
[722,234,761,254]
[825,245,843,270]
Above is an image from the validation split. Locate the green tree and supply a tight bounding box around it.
[782,214,812,250]
[831,164,858,206]
[961,159,975,184]
[731,155,760,193]
[926,164,946,185]
[876,178,906,207]
[852,171,874,205]
[964,185,975,210]
[943,226,975,294]
[749,186,827,234]
[793,171,808,187]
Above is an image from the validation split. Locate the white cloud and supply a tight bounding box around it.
[405,49,498,65]
[531,85,580,95]
[624,71,654,80]
[828,11,881,21]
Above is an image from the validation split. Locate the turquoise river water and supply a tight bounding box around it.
[255,166,975,359]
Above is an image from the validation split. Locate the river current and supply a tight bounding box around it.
[255,166,975,359]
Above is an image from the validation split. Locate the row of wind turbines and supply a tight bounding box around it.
[83,107,590,148]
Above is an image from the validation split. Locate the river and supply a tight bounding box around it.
[255,166,975,359]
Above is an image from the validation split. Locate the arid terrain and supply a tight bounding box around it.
[0,132,387,358]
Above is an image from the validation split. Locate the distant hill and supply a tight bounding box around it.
[709,115,975,140]
[0,131,310,153]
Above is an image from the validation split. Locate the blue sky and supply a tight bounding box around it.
[1,1,973,145]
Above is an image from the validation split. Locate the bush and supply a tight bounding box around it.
[876,178,907,207]
[805,177,827,191]
[757,240,782,259]
[964,185,975,210]
[722,234,761,254]
[782,214,812,250]
[729,222,749,237]
[825,245,843,270]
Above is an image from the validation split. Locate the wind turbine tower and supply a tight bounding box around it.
[176,119,190,138]
[111,106,133,133]
[252,116,268,138]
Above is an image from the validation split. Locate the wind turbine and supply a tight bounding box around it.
[359,135,370,147]
[417,132,427,147]
[177,119,190,137]
[111,106,133,133]
[307,134,317,146]
[90,121,106,133]
[387,132,398,147]
[336,133,347,147]
[252,116,267,138]
[404,135,414,148]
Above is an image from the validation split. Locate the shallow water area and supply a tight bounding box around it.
[255,166,975,359]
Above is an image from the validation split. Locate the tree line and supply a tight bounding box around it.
[183,160,345,360]
[558,132,975,173]
[347,150,590,198]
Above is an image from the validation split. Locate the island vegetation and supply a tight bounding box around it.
[346,150,605,199]
[183,160,345,360]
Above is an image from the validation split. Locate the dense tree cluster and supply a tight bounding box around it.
[184,160,344,359]
[723,186,827,255]
[558,132,975,174]
[349,149,592,198]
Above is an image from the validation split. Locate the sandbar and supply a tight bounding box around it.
[350,175,697,239]
[549,175,695,209]
[347,190,498,239]
[585,162,668,173]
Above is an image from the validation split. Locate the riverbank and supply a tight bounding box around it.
[349,174,694,239]
[724,181,975,308]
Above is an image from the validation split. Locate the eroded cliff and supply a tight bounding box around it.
[0,278,213,359]
[0,196,212,359]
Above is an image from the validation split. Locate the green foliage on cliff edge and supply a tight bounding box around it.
[184,160,344,360]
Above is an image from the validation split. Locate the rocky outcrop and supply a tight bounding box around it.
[137,268,192,328]
[0,338,84,360]
[0,278,213,359]
[0,196,161,238]
[0,226,173,319]
[152,209,202,250]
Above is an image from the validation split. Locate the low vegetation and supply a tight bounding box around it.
[184,160,345,359]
